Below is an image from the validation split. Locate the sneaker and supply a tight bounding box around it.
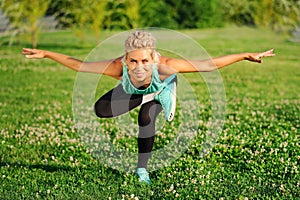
[136,168,151,185]
[155,75,177,121]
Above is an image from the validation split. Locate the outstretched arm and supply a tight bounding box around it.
[159,49,275,74]
[22,48,123,79]
[209,49,275,68]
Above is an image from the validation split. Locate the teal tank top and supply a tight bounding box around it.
[121,63,177,121]
[121,64,175,94]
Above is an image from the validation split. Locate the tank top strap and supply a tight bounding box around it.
[121,64,163,94]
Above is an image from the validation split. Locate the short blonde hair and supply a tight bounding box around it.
[122,30,160,63]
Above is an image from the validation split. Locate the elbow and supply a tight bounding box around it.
[198,66,218,72]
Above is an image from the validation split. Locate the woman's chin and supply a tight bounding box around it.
[133,74,146,81]
[134,78,145,83]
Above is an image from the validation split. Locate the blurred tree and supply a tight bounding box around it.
[0,1,25,45]
[125,0,139,28]
[196,0,224,28]
[165,0,224,29]
[56,0,90,41]
[138,0,177,29]
[222,0,254,26]
[102,0,139,30]
[88,1,106,42]
[1,0,51,47]
[222,0,300,32]
[251,0,300,32]
[47,0,76,28]
[50,0,106,42]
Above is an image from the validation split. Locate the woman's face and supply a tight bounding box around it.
[126,49,154,86]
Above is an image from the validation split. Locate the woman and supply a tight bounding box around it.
[22,30,275,184]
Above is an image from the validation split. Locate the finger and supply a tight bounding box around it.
[22,48,32,52]
[25,55,36,58]
[259,49,275,58]
[22,51,33,55]
[266,54,276,57]
[263,52,275,57]
[264,49,275,57]
[22,48,33,54]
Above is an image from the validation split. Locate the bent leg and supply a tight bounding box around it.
[94,84,143,118]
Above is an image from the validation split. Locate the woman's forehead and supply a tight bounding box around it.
[127,49,152,59]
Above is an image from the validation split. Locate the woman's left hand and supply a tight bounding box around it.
[246,49,275,63]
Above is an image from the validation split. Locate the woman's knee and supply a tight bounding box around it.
[94,100,112,118]
[138,114,151,127]
[138,101,162,126]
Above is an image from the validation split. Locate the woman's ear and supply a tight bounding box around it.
[152,50,161,63]
[121,54,127,65]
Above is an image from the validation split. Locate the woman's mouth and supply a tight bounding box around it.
[135,72,145,78]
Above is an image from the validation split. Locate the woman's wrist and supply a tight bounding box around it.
[43,50,50,58]
[243,52,252,61]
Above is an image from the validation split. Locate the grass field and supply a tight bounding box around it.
[0,27,299,199]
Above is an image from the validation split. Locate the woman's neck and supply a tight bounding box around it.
[130,77,151,88]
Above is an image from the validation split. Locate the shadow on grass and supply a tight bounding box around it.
[0,160,74,172]
[0,159,121,176]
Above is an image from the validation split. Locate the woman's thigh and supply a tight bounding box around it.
[94,84,143,118]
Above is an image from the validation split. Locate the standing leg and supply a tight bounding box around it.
[136,100,162,184]
[137,100,162,169]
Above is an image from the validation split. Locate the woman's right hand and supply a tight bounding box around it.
[22,48,46,59]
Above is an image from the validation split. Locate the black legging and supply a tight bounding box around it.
[94,84,162,168]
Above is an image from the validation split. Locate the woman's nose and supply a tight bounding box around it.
[136,62,143,69]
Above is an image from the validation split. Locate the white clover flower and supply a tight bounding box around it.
[168,184,174,192]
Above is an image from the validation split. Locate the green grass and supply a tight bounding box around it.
[0,26,299,199]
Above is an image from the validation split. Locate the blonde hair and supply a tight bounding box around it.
[122,30,160,64]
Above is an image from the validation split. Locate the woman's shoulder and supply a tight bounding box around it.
[103,56,124,80]
[158,56,169,65]
[157,56,178,78]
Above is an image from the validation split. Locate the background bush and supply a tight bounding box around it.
[1,0,299,47]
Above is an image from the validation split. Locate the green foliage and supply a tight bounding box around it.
[125,0,139,29]
[222,0,300,32]
[222,0,255,26]
[47,0,225,31]
[65,0,91,41]
[1,0,50,48]
[46,1,99,42]
[138,0,178,29]
[46,0,75,28]
[251,0,300,32]
[195,0,225,28]
[49,0,106,41]
[88,1,106,42]
[3,0,299,46]
[102,0,137,30]
[165,0,225,29]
